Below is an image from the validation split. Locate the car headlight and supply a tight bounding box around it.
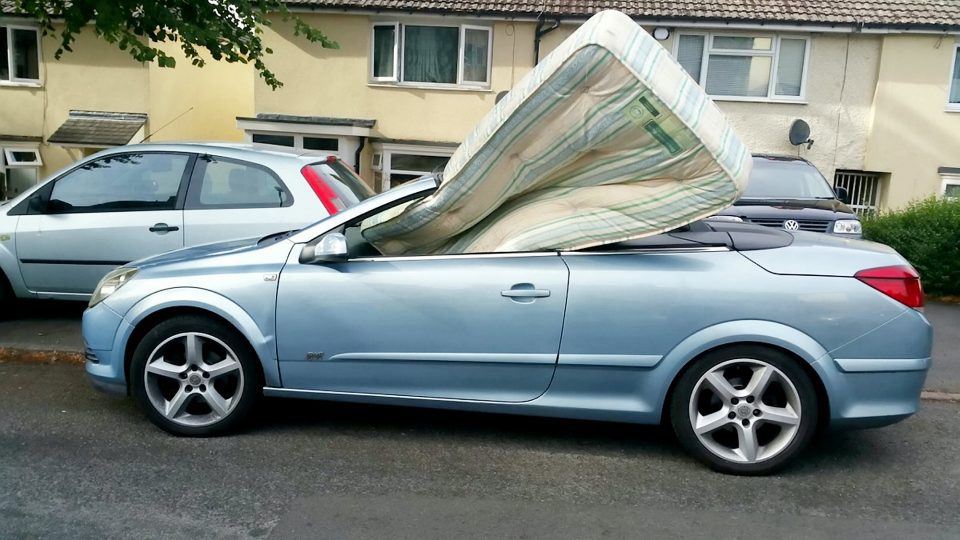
[89,267,138,308]
[705,215,744,222]
[833,220,862,234]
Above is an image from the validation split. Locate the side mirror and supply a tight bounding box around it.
[303,232,348,263]
[28,193,48,213]
[834,186,850,204]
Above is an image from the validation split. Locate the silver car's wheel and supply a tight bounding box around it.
[131,315,260,436]
[670,345,818,475]
[689,359,801,464]
[143,332,244,427]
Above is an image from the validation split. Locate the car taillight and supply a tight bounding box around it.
[301,165,346,215]
[854,265,924,309]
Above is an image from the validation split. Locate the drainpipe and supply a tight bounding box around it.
[354,136,366,174]
[534,13,561,65]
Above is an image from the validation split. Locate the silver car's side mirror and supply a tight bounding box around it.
[304,232,348,264]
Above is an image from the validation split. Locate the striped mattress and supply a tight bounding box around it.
[363,9,752,255]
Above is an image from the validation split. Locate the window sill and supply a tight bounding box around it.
[945,104,960,113]
[710,96,807,105]
[0,80,42,89]
[368,82,493,93]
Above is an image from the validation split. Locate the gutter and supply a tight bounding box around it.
[534,13,561,65]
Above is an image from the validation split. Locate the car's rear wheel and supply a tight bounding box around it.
[669,345,818,475]
[130,315,260,436]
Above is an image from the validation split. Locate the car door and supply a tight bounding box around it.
[181,155,300,246]
[15,152,192,296]
[275,249,569,402]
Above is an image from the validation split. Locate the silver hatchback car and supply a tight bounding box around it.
[0,143,373,302]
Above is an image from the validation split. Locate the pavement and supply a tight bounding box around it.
[0,362,959,539]
[1,299,958,391]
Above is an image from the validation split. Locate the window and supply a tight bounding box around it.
[48,153,188,213]
[303,137,338,151]
[1,146,42,199]
[370,22,491,87]
[942,173,960,199]
[1,25,40,83]
[252,133,295,147]
[373,144,454,190]
[948,44,960,111]
[189,156,292,208]
[834,170,884,214]
[675,33,809,100]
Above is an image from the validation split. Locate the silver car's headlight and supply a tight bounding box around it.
[89,267,138,307]
[833,220,862,234]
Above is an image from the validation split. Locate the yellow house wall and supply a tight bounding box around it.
[0,25,149,179]
[864,35,960,208]
[146,41,253,143]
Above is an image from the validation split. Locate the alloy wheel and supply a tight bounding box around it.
[688,358,802,464]
[143,332,244,427]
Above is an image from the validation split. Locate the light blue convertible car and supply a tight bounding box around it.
[83,177,932,475]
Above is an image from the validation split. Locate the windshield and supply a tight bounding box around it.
[743,158,836,199]
[309,160,376,206]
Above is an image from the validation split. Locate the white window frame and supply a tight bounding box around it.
[248,131,344,156]
[1,23,42,85]
[0,144,42,199]
[376,143,455,191]
[947,43,960,112]
[3,147,42,167]
[370,22,399,82]
[369,20,492,90]
[942,173,960,199]
[672,32,810,103]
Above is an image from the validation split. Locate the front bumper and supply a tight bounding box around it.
[83,301,133,395]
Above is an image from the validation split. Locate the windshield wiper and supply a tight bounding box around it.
[258,230,296,245]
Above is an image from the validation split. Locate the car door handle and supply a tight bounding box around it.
[149,223,180,233]
[500,289,551,298]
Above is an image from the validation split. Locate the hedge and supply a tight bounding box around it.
[861,197,960,296]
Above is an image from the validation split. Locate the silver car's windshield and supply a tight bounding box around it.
[743,159,835,199]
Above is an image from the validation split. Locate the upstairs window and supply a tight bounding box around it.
[371,22,491,88]
[675,33,809,100]
[1,25,40,83]
[948,44,960,111]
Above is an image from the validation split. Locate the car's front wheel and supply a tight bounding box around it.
[130,315,260,436]
[670,345,819,475]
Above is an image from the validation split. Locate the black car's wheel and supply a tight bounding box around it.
[669,345,819,475]
[130,315,260,436]
[0,271,13,320]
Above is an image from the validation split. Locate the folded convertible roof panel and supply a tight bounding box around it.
[364,10,752,255]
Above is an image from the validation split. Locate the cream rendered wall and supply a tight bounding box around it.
[147,41,254,143]
[0,25,149,179]
[864,35,960,208]
[255,14,536,143]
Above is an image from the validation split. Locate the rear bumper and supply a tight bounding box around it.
[815,355,929,429]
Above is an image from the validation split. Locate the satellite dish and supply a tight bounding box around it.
[788,119,814,149]
[495,91,509,104]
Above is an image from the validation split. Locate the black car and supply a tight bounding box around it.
[713,154,862,238]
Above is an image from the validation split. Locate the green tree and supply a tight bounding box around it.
[12,0,337,89]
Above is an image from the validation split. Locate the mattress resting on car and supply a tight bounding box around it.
[363,9,752,255]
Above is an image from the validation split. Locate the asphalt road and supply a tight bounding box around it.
[1,362,959,539]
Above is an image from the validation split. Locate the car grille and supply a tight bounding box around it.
[748,218,830,233]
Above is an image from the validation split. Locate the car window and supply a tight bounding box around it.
[48,153,187,213]
[743,158,836,199]
[190,156,292,208]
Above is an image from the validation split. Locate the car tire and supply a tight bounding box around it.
[0,271,13,320]
[130,315,261,436]
[669,345,819,475]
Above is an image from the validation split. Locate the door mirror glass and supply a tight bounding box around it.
[834,186,850,204]
[304,232,348,263]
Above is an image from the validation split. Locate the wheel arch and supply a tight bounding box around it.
[654,320,831,428]
[120,288,279,391]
